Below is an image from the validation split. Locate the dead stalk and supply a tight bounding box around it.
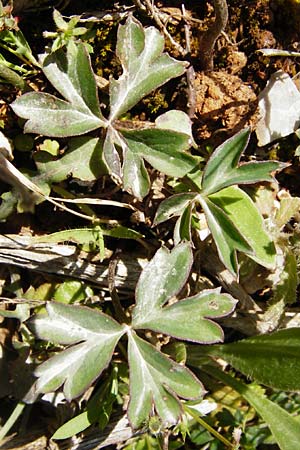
[199,0,228,71]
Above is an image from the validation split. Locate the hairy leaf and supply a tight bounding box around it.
[209,186,276,269]
[198,195,253,275]
[133,288,237,344]
[174,203,193,245]
[201,128,284,195]
[103,128,122,179]
[127,331,203,428]
[189,328,300,391]
[155,110,196,148]
[26,302,125,401]
[204,365,300,450]
[153,193,198,226]
[34,136,107,194]
[132,242,193,327]
[123,148,150,199]
[121,128,197,179]
[109,16,187,121]
[11,42,105,137]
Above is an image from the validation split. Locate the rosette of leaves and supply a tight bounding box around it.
[25,242,237,429]
[11,15,198,200]
[154,128,286,275]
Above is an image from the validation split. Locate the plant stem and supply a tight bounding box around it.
[0,402,26,442]
[199,0,228,71]
[184,404,235,449]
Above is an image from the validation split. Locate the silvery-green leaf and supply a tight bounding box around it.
[133,288,237,344]
[154,193,198,226]
[132,242,193,327]
[201,128,284,195]
[174,203,193,245]
[209,186,276,269]
[26,302,125,401]
[127,331,203,428]
[11,42,105,137]
[199,195,253,275]
[109,16,187,121]
[123,148,150,200]
[121,128,197,178]
[41,41,103,118]
[103,129,122,178]
[260,248,298,330]
[33,136,106,197]
[155,110,197,148]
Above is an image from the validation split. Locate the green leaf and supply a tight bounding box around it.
[52,410,92,440]
[198,195,253,275]
[203,365,300,450]
[121,128,197,178]
[53,280,93,304]
[201,128,284,195]
[174,203,193,245]
[153,193,197,226]
[11,42,105,137]
[103,128,122,178]
[109,16,187,121]
[189,328,300,392]
[31,226,143,246]
[133,288,237,344]
[155,110,197,148]
[39,139,60,156]
[123,148,150,199]
[132,242,193,327]
[208,186,276,269]
[52,368,117,439]
[34,136,107,194]
[127,330,203,428]
[26,302,125,401]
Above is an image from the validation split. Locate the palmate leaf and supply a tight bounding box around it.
[34,136,107,194]
[173,203,193,244]
[208,186,277,269]
[198,195,253,275]
[153,193,198,226]
[25,302,126,402]
[132,242,193,326]
[11,41,106,137]
[133,288,237,344]
[121,127,197,199]
[108,16,187,122]
[201,128,285,196]
[121,128,197,178]
[123,147,150,200]
[132,242,237,342]
[127,330,204,429]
